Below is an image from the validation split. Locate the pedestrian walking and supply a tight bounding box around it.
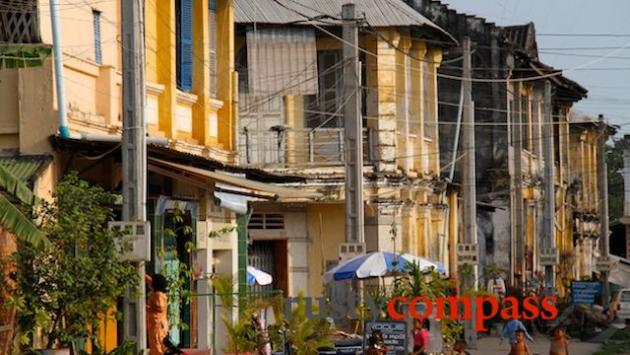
[500,317,534,346]
[412,318,430,355]
[549,326,570,355]
[146,274,169,355]
[509,329,531,355]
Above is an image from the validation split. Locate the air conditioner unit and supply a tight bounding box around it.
[108,221,151,262]
[338,243,365,262]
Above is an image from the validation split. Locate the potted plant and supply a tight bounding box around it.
[1,174,139,354]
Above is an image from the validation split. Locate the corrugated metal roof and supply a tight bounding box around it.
[234,0,456,44]
[0,155,52,183]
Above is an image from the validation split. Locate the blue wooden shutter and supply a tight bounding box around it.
[92,10,102,64]
[176,0,193,91]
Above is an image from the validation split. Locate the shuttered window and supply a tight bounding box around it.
[92,10,102,64]
[208,0,217,97]
[422,61,434,139]
[176,0,193,91]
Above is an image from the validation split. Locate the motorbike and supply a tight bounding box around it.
[164,336,189,355]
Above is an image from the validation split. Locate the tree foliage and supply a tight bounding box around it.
[607,138,628,223]
[1,174,138,352]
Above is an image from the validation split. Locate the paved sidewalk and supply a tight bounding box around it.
[468,335,602,355]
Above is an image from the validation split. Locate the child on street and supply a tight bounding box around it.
[509,329,531,355]
[549,326,570,355]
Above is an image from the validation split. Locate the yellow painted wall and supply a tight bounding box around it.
[306,203,345,297]
[10,0,237,162]
[0,0,237,351]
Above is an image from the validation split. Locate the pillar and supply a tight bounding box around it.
[192,0,211,145]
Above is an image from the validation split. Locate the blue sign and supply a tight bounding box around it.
[572,281,602,306]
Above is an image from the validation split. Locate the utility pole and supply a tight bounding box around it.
[460,37,478,348]
[597,114,611,307]
[122,0,147,352]
[512,82,525,289]
[541,81,557,294]
[342,3,364,244]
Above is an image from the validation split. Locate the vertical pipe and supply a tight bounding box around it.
[244,127,250,164]
[49,0,70,137]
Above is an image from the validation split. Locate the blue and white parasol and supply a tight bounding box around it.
[247,265,273,286]
[323,251,445,283]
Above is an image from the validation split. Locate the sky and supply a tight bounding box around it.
[442,0,630,135]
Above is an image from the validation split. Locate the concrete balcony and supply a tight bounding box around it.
[238,127,375,168]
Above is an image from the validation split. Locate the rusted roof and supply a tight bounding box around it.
[234,0,457,44]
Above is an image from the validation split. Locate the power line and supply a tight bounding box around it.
[538,33,630,37]
[270,0,630,83]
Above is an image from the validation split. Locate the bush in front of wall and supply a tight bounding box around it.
[0,173,139,353]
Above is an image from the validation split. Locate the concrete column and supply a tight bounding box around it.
[156,0,177,139]
[395,35,411,173]
[364,203,401,253]
[426,48,442,175]
[286,212,309,296]
[192,0,211,145]
[373,32,398,173]
[283,95,305,164]
[216,0,235,149]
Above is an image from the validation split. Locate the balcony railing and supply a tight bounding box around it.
[239,127,375,168]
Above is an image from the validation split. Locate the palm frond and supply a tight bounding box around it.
[0,164,39,206]
[0,194,49,248]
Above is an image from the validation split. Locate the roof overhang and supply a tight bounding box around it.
[148,158,320,201]
[50,136,306,184]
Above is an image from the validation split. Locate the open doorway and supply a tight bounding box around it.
[248,240,288,296]
[161,209,193,347]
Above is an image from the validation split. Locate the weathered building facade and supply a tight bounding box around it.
[0,0,310,351]
[407,0,591,290]
[233,0,458,297]
[569,114,616,279]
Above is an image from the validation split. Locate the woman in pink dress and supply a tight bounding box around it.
[412,318,430,355]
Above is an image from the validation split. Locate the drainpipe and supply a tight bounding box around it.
[76,133,169,146]
[49,0,70,138]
